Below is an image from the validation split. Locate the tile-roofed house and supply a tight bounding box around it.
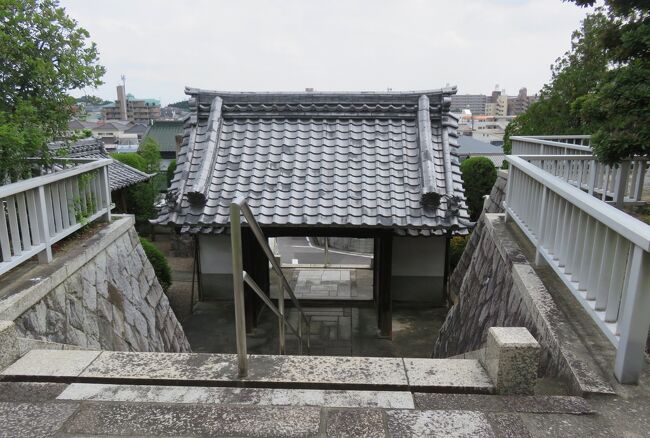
[154,87,470,336]
[157,87,469,235]
[124,123,149,140]
[142,120,184,166]
[49,138,153,191]
[457,136,506,168]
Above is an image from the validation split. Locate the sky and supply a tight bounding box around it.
[61,0,593,106]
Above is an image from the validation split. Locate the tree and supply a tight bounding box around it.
[139,137,161,174]
[111,152,147,172]
[460,157,497,221]
[570,0,650,163]
[503,12,609,154]
[506,1,650,164]
[166,159,177,188]
[0,0,105,182]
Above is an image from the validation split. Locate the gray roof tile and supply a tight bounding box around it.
[155,88,469,235]
[49,138,153,191]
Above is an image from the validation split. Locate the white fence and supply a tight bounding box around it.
[511,135,592,155]
[0,159,112,276]
[504,155,650,384]
[520,155,648,207]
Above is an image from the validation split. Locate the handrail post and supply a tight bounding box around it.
[230,201,248,377]
[614,246,650,384]
[535,186,548,265]
[36,186,52,264]
[278,285,286,354]
[613,160,630,208]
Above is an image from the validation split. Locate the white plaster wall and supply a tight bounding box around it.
[392,236,446,276]
[199,235,233,274]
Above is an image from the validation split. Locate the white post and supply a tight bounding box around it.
[36,185,52,264]
[503,168,513,222]
[101,165,112,221]
[535,186,548,265]
[230,202,248,377]
[613,161,630,207]
[614,246,650,384]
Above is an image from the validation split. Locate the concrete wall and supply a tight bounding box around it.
[391,236,446,304]
[0,216,190,353]
[199,234,233,300]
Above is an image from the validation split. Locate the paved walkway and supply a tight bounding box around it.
[271,268,373,301]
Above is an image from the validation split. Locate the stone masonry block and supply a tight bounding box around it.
[480,327,540,395]
[0,321,20,371]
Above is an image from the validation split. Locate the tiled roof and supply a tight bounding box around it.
[49,138,153,191]
[155,88,469,235]
[142,120,184,154]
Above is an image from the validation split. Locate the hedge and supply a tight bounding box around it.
[139,237,172,292]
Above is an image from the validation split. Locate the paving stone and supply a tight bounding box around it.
[1,350,100,377]
[501,395,594,414]
[62,402,321,437]
[485,413,532,438]
[0,382,68,402]
[0,402,79,438]
[0,321,19,371]
[518,412,616,437]
[245,354,408,389]
[414,393,508,412]
[80,351,238,381]
[386,409,495,437]
[404,358,494,393]
[326,408,386,437]
[58,383,415,409]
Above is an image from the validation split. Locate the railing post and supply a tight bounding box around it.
[230,201,248,377]
[614,246,650,384]
[101,165,112,221]
[278,286,286,355]
[36,186,52,264]
[535,186,548,265]
[612,161,630,207]
[503,168,513,223]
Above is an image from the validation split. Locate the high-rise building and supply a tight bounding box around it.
[103,86,161,124]
[450,94,488,115]
[507,87,538,115]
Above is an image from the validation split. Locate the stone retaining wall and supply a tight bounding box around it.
[434,213,613,395]
[2,216,190,353]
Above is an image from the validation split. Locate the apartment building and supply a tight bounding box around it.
[103,85,161,124]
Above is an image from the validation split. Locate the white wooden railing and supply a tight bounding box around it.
[0,159,112,276]
[504,155,650,384]
[519,155,648,207]
[511,135,592,155]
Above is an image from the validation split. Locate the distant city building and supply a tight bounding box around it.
[456,136,506,167]
[507,87,538,116]
[103,85,161,124]
[450,94,487,115]
[485,88,508,117]
[160,105,189,120]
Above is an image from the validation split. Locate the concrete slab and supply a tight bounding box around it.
[61,402,322,437]
[0,402,79,438]
[58,383,415,409]
[245,355,409,390]
[404,359,495,393]
[1,349,99,378]
[80,351,239,381]
[485,413,532,438]
[386,409,496,437]
[326,408,386,437]
[0,382,68,402]
[414,393,594,414]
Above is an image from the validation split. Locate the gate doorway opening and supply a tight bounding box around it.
[270,237,373,301]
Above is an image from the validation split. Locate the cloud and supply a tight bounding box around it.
[61,0,591,104]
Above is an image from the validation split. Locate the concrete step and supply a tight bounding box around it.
[2,350,495,393]
[57,383,416,409]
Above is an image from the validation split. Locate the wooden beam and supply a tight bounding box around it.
[376,233,393,338]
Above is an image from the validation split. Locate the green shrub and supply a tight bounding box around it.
[111,152,147,172]
[140,237,172,292]
[460,157,497,221]
[166,159,177,187]
[449,235,470,273]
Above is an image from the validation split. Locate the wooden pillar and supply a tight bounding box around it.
[241,229,270,333]
[376,233,393,338]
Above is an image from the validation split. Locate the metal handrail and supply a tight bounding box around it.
[230,197,311,377]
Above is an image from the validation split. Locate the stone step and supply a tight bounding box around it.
[2,350,495,393]
[57,383,416,409]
